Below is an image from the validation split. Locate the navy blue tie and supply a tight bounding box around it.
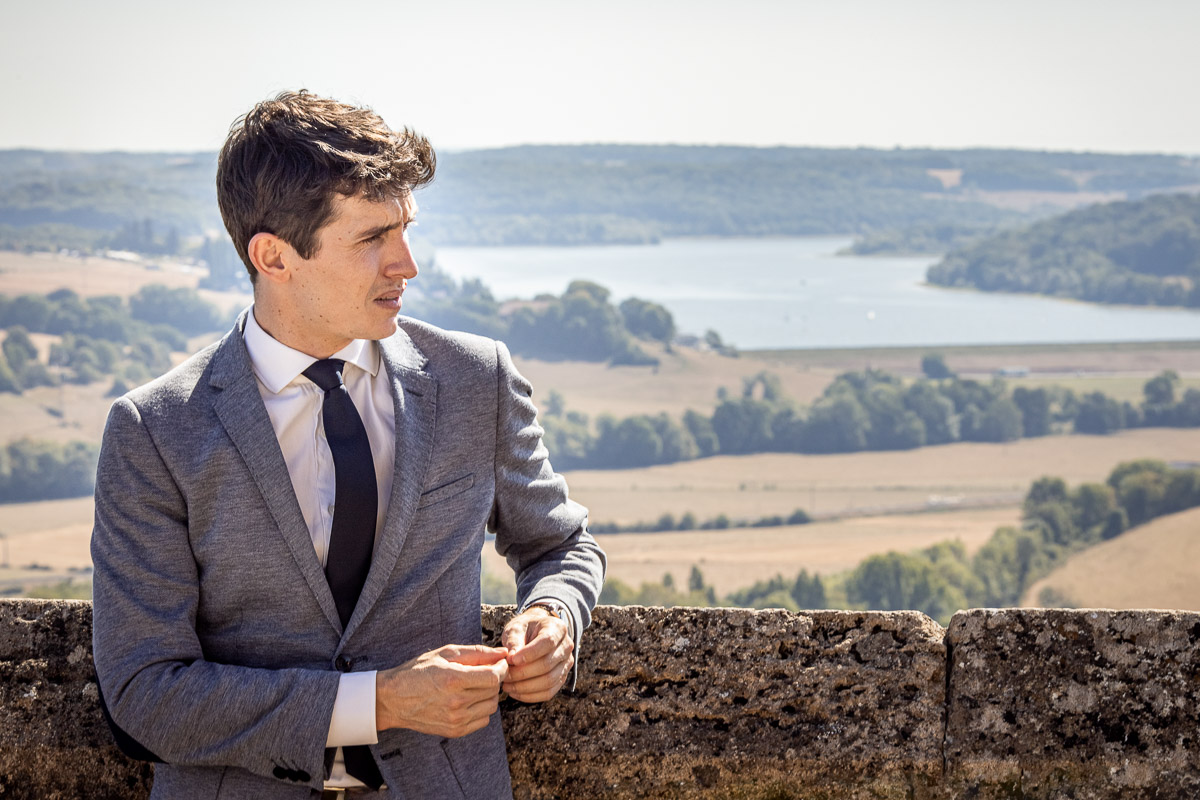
[303,359,378,627]
[304,359,385,790]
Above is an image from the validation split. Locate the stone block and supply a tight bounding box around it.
[0,598,152,799]
[945,608,1200,799]
[485,605,947,800]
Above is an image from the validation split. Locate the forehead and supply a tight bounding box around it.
[325,192,417,231]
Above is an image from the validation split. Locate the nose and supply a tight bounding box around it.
[384,233,419,280]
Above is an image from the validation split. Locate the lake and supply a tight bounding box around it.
[433,237,1200,350]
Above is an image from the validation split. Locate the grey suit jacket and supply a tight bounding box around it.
[90,313,606,799]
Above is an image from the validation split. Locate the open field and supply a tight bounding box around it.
[0,250,250,312]
[513,347,838,418]
[561,428,1200,526]
[748,339,1200,380]
[1022,506,1200,612]
[482,506,1020,596]
[518,339,1200,421]
[0,251,202,296]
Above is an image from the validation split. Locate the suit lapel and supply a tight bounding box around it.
[342,330,438,641]
[208,314,343,635]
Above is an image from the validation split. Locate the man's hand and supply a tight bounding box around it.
[502,606,574,703]
[376,644,509,738]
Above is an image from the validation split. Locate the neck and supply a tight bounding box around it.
[251,300,348,360]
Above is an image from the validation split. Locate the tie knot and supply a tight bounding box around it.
[303,359,347,393]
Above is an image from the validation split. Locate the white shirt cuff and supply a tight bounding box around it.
[326,670,380,747]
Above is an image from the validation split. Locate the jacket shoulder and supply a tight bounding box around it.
[395,316,501,374]
[121,338,222,415]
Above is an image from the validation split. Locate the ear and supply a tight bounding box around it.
[246,232,293,285]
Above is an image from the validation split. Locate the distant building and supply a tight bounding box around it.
[995,366,1029,378]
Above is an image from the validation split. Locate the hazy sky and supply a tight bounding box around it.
[3,0,1197,154]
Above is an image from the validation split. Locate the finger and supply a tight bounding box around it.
[501,616,530,652]
[505,652,573,691]
[441,644,509,666]
[439,661,508,693]
[507,623,563,666]
[505,656,573,703]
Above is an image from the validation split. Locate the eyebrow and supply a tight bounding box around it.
[353,204,418,242]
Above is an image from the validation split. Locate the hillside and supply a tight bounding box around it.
[4,146,1200,252]
[1022,506,1200,611]
[928,192,1200,307]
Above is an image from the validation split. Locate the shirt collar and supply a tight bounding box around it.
[243,305,381,394]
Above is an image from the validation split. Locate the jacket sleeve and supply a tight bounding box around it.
[90,396,338,791]
[487,340,606,680]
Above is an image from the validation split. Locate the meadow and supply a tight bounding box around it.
[1021,506,1200,611]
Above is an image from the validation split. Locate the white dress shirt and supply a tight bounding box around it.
[243,308,393,787]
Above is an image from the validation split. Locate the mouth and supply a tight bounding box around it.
[374,284,405,310]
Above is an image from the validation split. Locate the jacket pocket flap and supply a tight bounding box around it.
[417,474,475,509]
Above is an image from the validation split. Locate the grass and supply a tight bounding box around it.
[560,428,1200,525]
[500,507,1021,597]
[1022,506,1200,611]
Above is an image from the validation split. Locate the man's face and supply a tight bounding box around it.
[281,193,419,357]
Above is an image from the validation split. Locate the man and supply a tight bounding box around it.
[91,90,605,799]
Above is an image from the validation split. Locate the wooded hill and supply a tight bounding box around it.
[927,193,1200,307]
[3,146,1199,253]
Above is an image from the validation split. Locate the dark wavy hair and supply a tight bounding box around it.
[216,90,436,281]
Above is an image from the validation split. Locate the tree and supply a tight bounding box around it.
[1143,370,1180,406]
[921,353,954,379]
[711,397,774,454]
[1012,386,1052,437]
[1142,370,1180,425]
[683,410,720,457]
[618,297,676,344]
[129,285,224,336]
[0,351,20,394]
[1074,391,1124,434]
[1070,483,1118,534]
[904,381,958,445]
[802,394,870,453]
[1025,476,1069,511]
[2,326,39,373]
[972,396,1023,442]
[790,570,826,609]
[688,566,706,593]
[1114,470,1168,526]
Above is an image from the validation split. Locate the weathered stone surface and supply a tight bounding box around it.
[0,599,152,799]
[484,605,947,800]
[946,608,1200,800]
[11,600,1200,799]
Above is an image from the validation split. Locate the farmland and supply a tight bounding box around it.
[1021,506,1200,611]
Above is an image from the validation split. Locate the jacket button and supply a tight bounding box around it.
[273,766,288,780]
[335,655,350,672]
[295,770,311,782]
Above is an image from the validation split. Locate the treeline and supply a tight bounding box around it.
[841,221,1007,256]
[404,271,725,366]
[843,459,1200,622]
[597,565,827,613]
[0,285,230,394]
[590,507,811,534]
[928,193,1200,307]
[540,362,1200,470]
[0,438,98,502]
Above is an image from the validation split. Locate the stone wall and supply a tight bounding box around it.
[3,599,1199,799]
